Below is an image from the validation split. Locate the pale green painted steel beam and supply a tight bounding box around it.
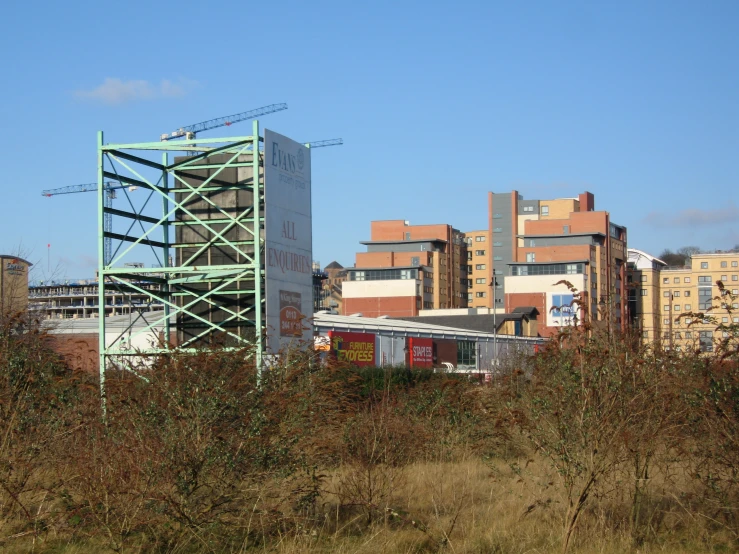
[98,130,266,402]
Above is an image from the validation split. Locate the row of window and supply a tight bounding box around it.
[702,261,738,269]
[510,263,585,276]
[349,268,418,281]
[661,274,739,284]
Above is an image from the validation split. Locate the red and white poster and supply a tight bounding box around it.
[408,337,433,368]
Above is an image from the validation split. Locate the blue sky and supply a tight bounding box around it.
[1,0,737,279]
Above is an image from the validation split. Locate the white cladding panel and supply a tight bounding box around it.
[505,274,585,294]
[342,279,418,299]
[264,129,313,353]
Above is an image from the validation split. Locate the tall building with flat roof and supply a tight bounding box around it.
[464,191,627,337]
[342,220,468,317]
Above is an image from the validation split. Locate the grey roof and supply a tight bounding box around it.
[517,232,605,238]
[324,261,344,270]
[394,313,532,335]
[0,255,33,266]
[512,306,539,316]
[509,259,589,265]
[313,312,543,343]
[359,238,448,245]
[348,265,430,271]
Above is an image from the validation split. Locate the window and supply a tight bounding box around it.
[476,278,486,284]
[734,289,739,295]
[640,276,647,283]
[457,341,476,367]
[684,277,691,283]
[411,256,420,267]
[664,318,670,324]
[663,278,669,284]
[699,288,713,310]
[685,318,692,324]
[685,304,691,310]
[641,290,648,296]
[701,262,708,269]
[733,261,738,267]
[673,291,680,297]
[475,250,485,256]
[467,265,472,273]
[722,275,728,281]
[493,241,502,247]
[685,332,692,339]
[721,261,727,268]
[526,253,536,263]
[476,264,486,270]
[493,213,502,219]
[698,276,711,283]
[674,277,680,284]
[566,264,579,274]
[733,275,738,281]
[475,291,487,298]
[685,291,691,297]
[563,225,569,234]
[493,227,502,233]
[541,205,549,216]
[675,332,682,339]
[475,236,486,242]
[663,291,670,297]
[523,206,534,213]
[722,317,729,323]
[405,232,411,240]
[642,331,649,338]
[664,305,670,311]
[493,255,503,261]
[674,305,681,311]
[699,331,713,352]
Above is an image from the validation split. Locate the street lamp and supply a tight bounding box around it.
[490,276,499,369]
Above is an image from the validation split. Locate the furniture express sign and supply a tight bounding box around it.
[328,331,376,366]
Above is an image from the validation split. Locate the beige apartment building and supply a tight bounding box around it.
[629,250,739,352]
[463,229,493,306]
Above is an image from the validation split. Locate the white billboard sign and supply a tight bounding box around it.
[264,129,313,353]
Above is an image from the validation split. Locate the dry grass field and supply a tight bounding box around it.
[1,307,738,553]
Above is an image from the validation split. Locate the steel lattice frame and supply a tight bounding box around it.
[97,121,264,408]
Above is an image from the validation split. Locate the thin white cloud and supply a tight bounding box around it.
[75,78,198,105]
[643,203,739,227]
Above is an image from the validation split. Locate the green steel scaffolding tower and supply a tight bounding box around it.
[97,121,264,407]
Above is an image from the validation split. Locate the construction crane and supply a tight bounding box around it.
[41,140,342,265]
[42,182,118,265]
[160,103,288,141]
[304,139,343,148]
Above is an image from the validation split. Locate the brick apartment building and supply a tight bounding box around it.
[464,191,627,337]
[342,220,468,317]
